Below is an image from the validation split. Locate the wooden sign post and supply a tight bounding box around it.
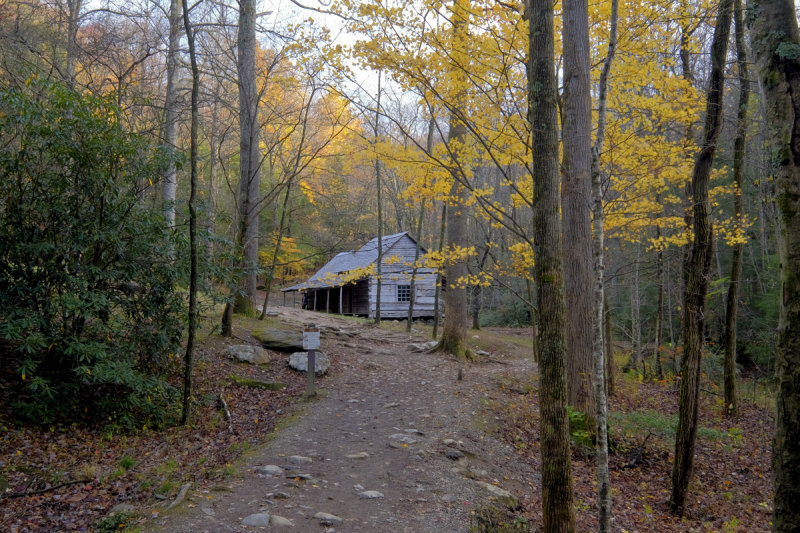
[302,323,320,398]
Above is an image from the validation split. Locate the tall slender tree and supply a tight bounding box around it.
[561,0,595,422]
[529,0,575,529]
[749,1,800,529]
[591,0,619,528]
[235,0,260,311]
[374,72,383,324]
[162,0,181,227]
[670,0,734,514]
[180,0,198,425]
[723,0,749,417]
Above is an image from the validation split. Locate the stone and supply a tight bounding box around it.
[269,491,290,499]
[383,402,400,408]
[110,503,135,514]
[288,352,330,375]
[476,481,519,509]
[389,434,417,444]
[270,515,294,527]
[358,490,384,499]
[410,341,438,352]
[286,473,314,481]
[287,455,313,465]
[314,512,343,525]
[224,345,271,365]
[256,465,284,477]
[445,449,465,460]
[253,326,304,352]
[346,452,369,459]
[404,428,424,435]
[201,506,215,516]
[242,512,271,527]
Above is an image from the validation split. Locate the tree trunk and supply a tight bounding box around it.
[433,202,446,340]
[374,73,383,325]
[180,0,198,426]
[591,0,618,527]
[748,1,800,529]
[471,245,489,329]
[723,0,748,417]
[406,200,425,331]
[604,296,615,396]
[260,182,291,319]
[626,247,643,373]
[561,0,595,421]
[655,220,665,380]
[207,80,220,260]
[438,0,472,359]
[670,0,733,515]
[529,0,576,529]
[162,0,181,227]
[65,0,82,87]
[408,117,434,332]
[235,0,260,313]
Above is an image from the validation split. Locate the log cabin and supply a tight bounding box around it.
[281,232,442,319]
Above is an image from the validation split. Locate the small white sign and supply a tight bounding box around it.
[302,328,320,350]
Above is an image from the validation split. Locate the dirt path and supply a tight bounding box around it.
[146,308,538,532]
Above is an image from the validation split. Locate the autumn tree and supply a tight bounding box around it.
[437,0,473,358]
[670,0,733,514]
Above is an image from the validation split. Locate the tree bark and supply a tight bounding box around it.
[180,0,198,426]
[748,1,800,529]
[604,296,615,396]
[723,0,748,417]
[561,0,595,421]
[529,0,576,529]
[433,202,447,340]
[670,0,733,515]
[65,0,82,87]
[162,0,181,227]
[625,246,643,374]
[591,0,618,527]
[406,200,425,331]
[438,0,472,359]
[655,219,665,380]
[407,119,434,332]
[374,72,383,324]
[260,182,291,319]
[235,0,260,312]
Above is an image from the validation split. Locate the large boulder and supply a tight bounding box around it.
[224,345,271,364]
[252,325,303,352]
[288,351,330,375]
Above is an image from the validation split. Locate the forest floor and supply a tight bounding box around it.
[0,305,773,532]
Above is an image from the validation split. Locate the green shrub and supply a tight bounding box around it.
[0,77,183,428]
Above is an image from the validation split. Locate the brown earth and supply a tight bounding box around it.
[143,307,538,532]
[1,305,773,532]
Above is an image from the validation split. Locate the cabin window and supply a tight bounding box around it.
[397,284,411,302]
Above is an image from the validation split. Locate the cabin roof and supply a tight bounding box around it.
[282,232,429,292]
